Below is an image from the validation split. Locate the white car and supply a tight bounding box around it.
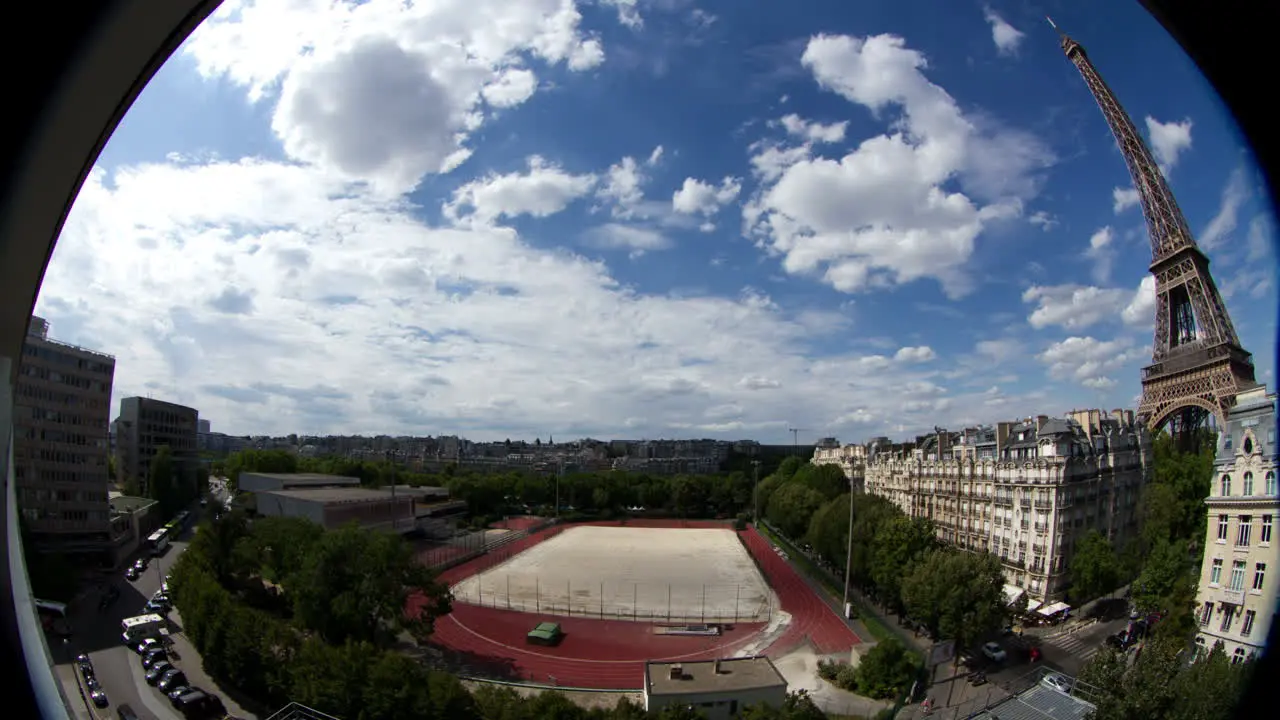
[1041,672,1072,694]
[981,642,1007,663]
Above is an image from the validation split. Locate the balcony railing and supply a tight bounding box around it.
[994,496,1013,506]
[1034,499,1053,509]
[1219,588,1246,606]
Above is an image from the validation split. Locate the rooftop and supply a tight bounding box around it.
[975,684,1096,720]
[257,487,428,504]
[241,472,361,486]
[646,657,786,696]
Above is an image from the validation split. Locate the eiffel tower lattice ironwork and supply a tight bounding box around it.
[1051,20,1257,438]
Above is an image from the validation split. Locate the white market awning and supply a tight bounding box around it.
[1024,600,1043,613]
[1002,584,1025,605]
[1037,601,1071,617]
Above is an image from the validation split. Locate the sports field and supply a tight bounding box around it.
[449,525,773,623]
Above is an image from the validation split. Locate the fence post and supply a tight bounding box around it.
[536,577,540,613]
[507,575,511,610]
[567,579,571,617]
[634,584,638,621]
[600,582,604,618]
[668,584,672,621]
[702,584,706,623]
[735,585,740,623]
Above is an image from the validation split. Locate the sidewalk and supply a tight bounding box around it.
[167,608,257,719]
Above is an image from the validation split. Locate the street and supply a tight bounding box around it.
[53,530,190,720]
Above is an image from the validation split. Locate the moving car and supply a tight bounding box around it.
[981,642,1007,663]
[1042,672,1073,694]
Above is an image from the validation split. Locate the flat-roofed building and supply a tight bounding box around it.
[13,317,118,565]
[237,472,361,493]
[643,657,787,720]
[115,396,199,496]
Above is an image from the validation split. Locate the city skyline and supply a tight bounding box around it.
[31,0,1277,444]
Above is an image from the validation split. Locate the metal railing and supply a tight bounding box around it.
[265,702,343,720]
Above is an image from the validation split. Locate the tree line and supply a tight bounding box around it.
[215,449,771,526]
[170,510,829,720]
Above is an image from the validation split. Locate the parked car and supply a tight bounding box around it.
[125,567,140,581]
[142,651,168,669]
[981,642,1007,663]
[134,638,162,655]
[145,662,174,685]
[90,689,109,708]
[1042,672,1073,694]
[74,654,93,673]
[167,685,194,702]
[157,670,188,693]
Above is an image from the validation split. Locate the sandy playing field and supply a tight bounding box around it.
[450,526,773,623]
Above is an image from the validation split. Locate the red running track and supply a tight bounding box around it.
[489,516,548,531]
[736,527,861,655]
[407,520,861,689]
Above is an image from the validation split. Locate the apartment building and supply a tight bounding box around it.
[115,396,199,496]
[861,409,1150,604]
[13,317,121,563]
[1193,385,1278,664]
[811,439,867,492]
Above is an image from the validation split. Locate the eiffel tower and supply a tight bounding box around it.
[1050,20,1257,444]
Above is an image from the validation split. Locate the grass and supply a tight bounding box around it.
[755,523,915,656]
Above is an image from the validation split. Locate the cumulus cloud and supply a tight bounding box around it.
[580,223,672,256]
[983,7,1025,56]
[672,176,742,216]
[1113,186,1140,213]
[187,0,612,194]
[894,346,937,363]
[444,156,597,224]
[743,33,1052,300]
[1029,211,1057,231]
[1022,284,1132,330]
[1144,116,1193,173]
[1121,275,1156,327]
[778,114,847,144]
[1040,336,1149,385]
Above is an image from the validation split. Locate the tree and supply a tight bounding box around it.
[291,523,450,646]
[766,482,827,539]
[1069,530,1120,603]
[901,548,1005,651]
[148,444,177,515]
[870,516,936,613]
[1130,538,1194,615]
[850,640,918,700]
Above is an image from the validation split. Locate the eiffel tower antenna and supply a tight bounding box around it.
[1053,28,1257,446]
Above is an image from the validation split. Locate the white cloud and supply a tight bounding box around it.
[1201,167,1250,249]
[444,156,597,224]
[894,346,936,363]
[744,34,1051,300]
[647,145,665,166]
[187,0,612,194]
[672,177,743,216]
[581,223,672,256]
[600,0,643,29]
[1039,336,1148,385]
[1144,116,1193,173]
[1112,186,1140,214]
[597,154,654,218]
[1022,284,1132,330]
[36,157,1065,441]
[1121,275,1156,327]
[1029,211,1057,231]
[1082,377,1117,390]
[1084,226,1115,284]
[778,114,848,144]
[983,7,1025,56]
[974,338,1023,364]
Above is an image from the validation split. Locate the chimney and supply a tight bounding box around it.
[670,664,683,680]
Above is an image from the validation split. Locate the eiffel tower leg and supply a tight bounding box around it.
[1168,406,1210,452]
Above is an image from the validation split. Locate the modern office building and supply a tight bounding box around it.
[12,317,120,564]
[1193,385,1278,664]
[114,396,199,496]
[859,409,1150,605]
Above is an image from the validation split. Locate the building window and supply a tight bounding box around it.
[1220,605,1236,632]
[1220,474,1231,496]
[1232,648,1247,665]
[1230,561,1246,591]
[1254,563,1267,591]
[1263,516,1273,545]
[1243,472,1254,496]
[1242,610,1256,637]
[1210,558,1223,585]
[1200,602,1213,626]
[1267,472,1277,497]
[1218,514,1229,542]
[1244,436,1254,454]
[1237,516,1252,547]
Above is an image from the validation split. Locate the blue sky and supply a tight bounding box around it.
[37,0,1277,443]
